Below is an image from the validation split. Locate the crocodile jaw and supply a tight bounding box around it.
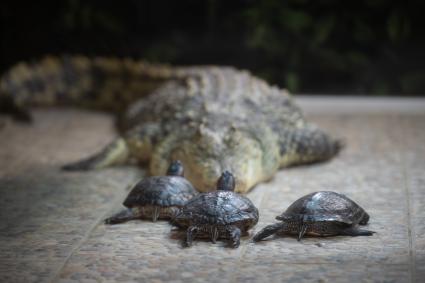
[150,129,273,193]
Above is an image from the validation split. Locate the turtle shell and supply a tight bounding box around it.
[277,191,369,225]
[123,176,197,208]
[174,191,259,228]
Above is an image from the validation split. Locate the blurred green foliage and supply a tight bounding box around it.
[2,0,425,95]
[239,0,425,94]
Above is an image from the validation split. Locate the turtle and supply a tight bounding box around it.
[0,55,342,193]
[104,160,198,224]
[253,191,375,242]
[172,171,259,248]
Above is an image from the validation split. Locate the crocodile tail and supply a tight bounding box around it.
[0,55,173,118]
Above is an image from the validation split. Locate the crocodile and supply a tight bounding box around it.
[0,55,342,193]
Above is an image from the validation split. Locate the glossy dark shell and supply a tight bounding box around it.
[277,191,369,225]
[174,191,259,228]
[123,176,197,207]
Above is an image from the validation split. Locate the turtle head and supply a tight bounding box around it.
[166,160,184,177]
[217,171,235,191]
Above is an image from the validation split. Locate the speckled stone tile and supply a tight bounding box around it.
[56,114,417,282]
[244,116,409,272]
[1,100,424,283]
[0,109,118,178]
[235,263,410,283]
[401,116,425,281]
[0,110,143,283]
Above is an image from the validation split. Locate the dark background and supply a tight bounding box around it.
[1,0,424,95]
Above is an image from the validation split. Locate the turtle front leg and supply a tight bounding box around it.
[253,222,287,242]
[359,212,370,225]
[104,208,138,225]
[185,226,198,247]
[226,225,241,248]
[210,226,219,244]
[297,222,308,241]
[62,138,129,170]
[151,206,160,222]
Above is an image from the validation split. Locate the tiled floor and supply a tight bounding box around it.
[0,97,424,282]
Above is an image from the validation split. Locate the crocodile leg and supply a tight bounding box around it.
[279,124,344,167]
[62,138,129,170]
[124,122,163,163]
[62,122,162,171]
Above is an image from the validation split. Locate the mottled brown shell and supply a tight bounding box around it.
[174,191,259,229]
[277,191,369,225]
[123,176,198,208]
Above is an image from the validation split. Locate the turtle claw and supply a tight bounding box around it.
[210,227,219,243]
[152,206,160,222]
[298,224,308,241]
[185,226,198,247]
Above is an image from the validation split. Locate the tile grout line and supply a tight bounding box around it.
[230,187,269,283]
[47,184,130,283]
[403,163,416,283]
[400,116,416,283]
